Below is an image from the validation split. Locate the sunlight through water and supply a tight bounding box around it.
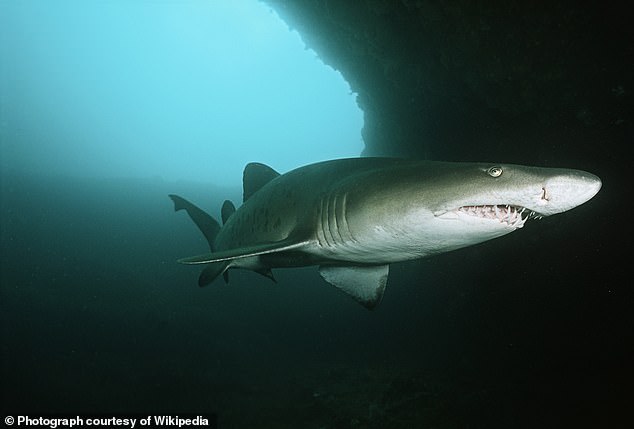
[0,0,364,186]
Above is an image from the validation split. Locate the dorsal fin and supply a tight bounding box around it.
[243,162,280,202]
[221,199,236,225]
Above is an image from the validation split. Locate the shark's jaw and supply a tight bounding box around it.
[450,204,543,229]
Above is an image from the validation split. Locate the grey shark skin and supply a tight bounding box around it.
[170,158,601,309]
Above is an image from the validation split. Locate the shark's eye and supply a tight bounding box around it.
[487,166,503,177]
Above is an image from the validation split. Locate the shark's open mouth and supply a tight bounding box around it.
[456,205,542,228]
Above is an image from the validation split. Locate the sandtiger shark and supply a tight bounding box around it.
[170,158,601,309]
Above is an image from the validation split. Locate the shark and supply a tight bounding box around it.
[169,157,601,309]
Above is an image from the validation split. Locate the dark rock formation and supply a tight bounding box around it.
[264,0,632,165]
[259,2,632,427]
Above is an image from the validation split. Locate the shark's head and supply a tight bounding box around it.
[432,163,602,228]
[342,161,602,260]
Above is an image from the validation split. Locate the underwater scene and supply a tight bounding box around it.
[1,1,631,428]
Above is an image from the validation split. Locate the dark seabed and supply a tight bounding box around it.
[0,169,629,428]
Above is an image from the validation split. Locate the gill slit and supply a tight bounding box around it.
[318,197,332,247]
[318,192,357,248]
[338,192,357,244]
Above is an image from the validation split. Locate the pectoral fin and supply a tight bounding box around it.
[318,265,389,310]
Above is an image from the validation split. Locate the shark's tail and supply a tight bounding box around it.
[169,194,220,251]
[169,194,279,287]
[169,194,230,286]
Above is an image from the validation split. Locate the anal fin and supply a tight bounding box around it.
[199,261,230,287]
[318,265,389,310]
[255,268,276,283]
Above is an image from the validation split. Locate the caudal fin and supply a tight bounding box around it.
[169,194,221,251]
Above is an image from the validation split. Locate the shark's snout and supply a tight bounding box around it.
[538,170,602,216]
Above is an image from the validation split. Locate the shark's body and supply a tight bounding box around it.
[170,158,601,308]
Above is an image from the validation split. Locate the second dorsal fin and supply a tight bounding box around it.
[221,200,236,225]
[243,162,280,202]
